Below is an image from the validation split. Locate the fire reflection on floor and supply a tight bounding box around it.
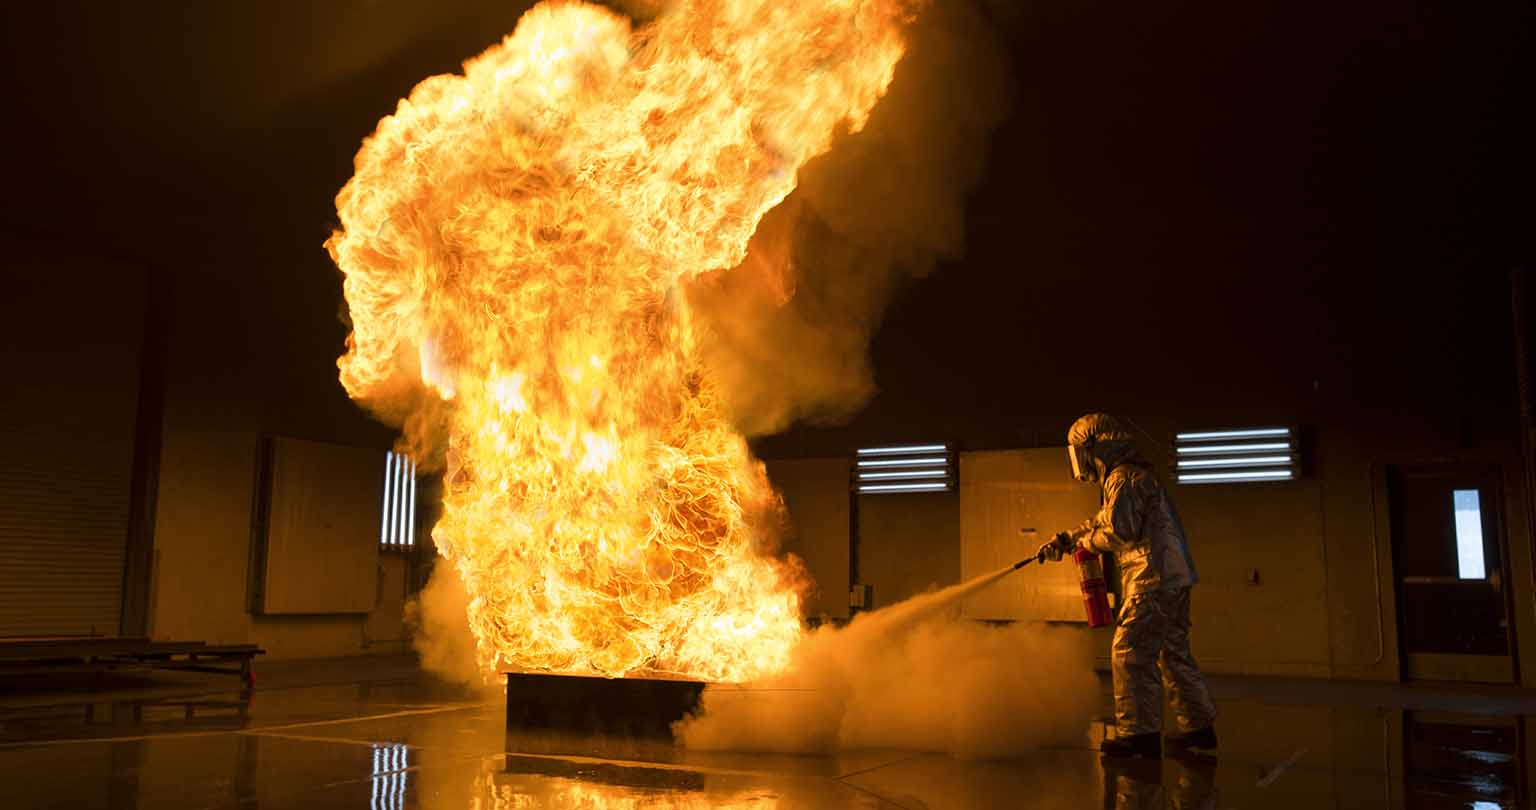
[474,756,781,810]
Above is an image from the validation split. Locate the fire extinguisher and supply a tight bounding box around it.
[1074,547,1114,628]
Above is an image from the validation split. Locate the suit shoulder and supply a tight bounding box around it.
[1111,464,1162,493]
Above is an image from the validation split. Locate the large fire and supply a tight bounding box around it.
[327,0,916,682]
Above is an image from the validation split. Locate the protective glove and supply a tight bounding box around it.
[1036,531,1075,563]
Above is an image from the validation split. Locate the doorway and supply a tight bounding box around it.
[1388,464,1515,683]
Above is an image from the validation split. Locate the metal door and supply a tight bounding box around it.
[1389,464,1515,683]
[0,235,145,637]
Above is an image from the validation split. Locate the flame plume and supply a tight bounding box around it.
[327,0,916,682]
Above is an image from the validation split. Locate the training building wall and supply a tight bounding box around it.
[143,240,416,661]
[0,225,414,659]
[765,458,852,620]
[856,491,962,611]
[761,268,1535,685]
[0,229,153,638]
[958,449,1108,624]
[771,432,1530,683]
[832,447,1332,677]
[149,428,414,660]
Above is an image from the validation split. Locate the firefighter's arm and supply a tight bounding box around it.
[1078,472,1146,553]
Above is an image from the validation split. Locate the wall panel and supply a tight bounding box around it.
[765,458,850,619]
[959,449,1099,621]
[258,437,383,614]
[856,491,960,610]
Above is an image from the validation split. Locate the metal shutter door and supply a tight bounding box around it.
[0,234,144,636]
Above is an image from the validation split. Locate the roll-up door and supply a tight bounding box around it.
[0,232,145,636]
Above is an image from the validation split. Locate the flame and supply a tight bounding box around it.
[327,0,916,682]
[470,767,779,810]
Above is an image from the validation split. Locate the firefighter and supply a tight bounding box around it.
[1038,413,1218,758]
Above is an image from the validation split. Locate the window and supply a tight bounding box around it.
[380,451,417,548]
[1453,489,1486,580]
[1173,427,1296,485]
[855,443,954,494]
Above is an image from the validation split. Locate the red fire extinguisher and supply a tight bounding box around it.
[1074,547,1114,628]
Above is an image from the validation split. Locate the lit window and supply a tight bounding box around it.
[855,443,954,494]
[1453,489,1486,580]
[380,451,417,548]
[1174,427,1296,485]
[371,743,409,810]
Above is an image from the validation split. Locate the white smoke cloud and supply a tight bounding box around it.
[404,563,500,693]
[676,569,1098,758]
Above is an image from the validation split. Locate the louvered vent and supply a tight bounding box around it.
[1174,427,1297,484]
[380,451,417,549]
[854,443,955,494]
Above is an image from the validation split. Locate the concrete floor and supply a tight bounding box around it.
[1,655,1531,808]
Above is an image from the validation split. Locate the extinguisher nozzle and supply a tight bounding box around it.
[1011,557,1035,571]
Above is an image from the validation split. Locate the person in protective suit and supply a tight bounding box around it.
[1039,413,1218,758]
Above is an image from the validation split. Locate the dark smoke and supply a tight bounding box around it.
[687,0,1014,436]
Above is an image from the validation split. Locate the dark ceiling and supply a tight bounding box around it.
[1,0,1530,454]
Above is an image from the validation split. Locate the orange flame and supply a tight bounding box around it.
[471,766,780,809]
[327,0,916,682]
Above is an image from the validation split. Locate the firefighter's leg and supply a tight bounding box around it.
[1112,593,1170,736]
[1158,587,1218,733]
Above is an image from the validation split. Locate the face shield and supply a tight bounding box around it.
[1068,444,1097,482]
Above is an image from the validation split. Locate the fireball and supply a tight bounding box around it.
[327,0,917,681]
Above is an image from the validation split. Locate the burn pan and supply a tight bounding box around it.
[505,672,707,741]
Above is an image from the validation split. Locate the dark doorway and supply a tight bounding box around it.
[1389,464,1515,683]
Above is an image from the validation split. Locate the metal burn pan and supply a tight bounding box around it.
[504,672,708,741]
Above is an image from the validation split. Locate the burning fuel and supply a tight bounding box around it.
[328,0,919,682]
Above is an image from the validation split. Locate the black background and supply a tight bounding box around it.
[1,0,1530,455]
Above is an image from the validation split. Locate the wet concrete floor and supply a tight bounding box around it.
[1,657,1531,808]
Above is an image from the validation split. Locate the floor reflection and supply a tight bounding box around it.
[371,743,410,810]
[473,756,779,809]
[1099,754,1217,810]
[6,667,1536,809]
[1404,712,1525,809]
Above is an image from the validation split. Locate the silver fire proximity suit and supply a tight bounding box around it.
[1066,414,1217,738]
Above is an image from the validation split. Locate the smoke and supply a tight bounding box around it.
[404,563,499,692]
[675,568,1099,758]
[687,0,1014,436]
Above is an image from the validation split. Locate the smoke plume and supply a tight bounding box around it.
[404,564,499,692]
[676,568,1099,758]
[686,0,1014,436]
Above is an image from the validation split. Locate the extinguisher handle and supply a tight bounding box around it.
[1045,531,1076,562]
